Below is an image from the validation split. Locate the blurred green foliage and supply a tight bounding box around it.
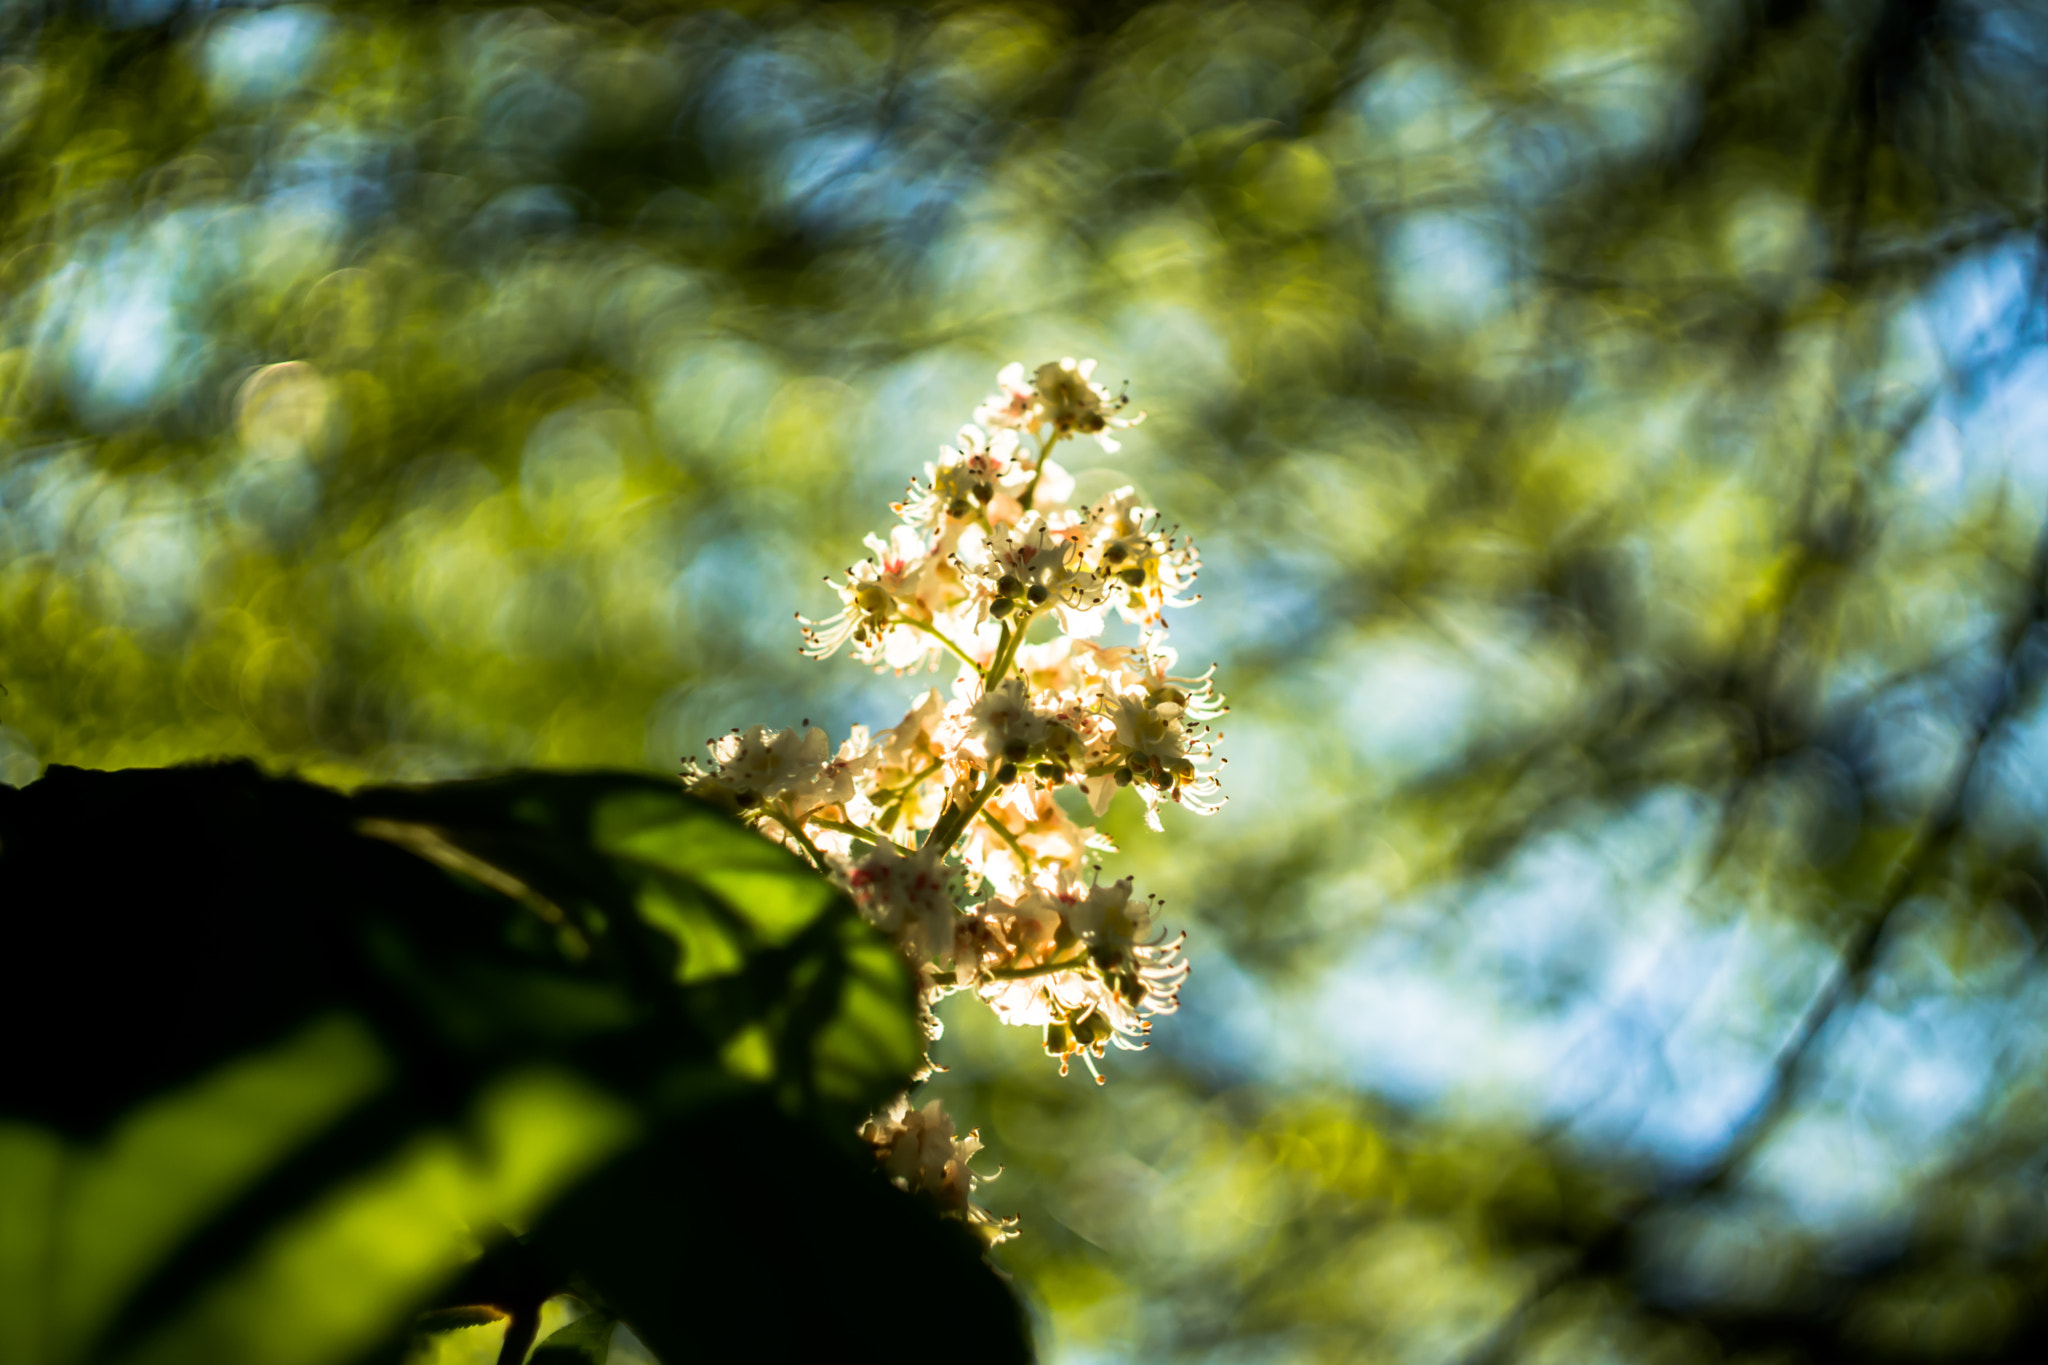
[9,0,2048,1361]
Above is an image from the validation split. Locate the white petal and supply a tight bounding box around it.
[1083,773,1117,817]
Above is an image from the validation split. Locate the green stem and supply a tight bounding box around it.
[923,771,1005,859]
[874,758,944,833]
[878,758,944,796]
[767,812,830,874]
[988,951,1094,982]
[807,816,902,850]
[979,809,1033,865]
[978,810,1040,863]
[899,615,981,672]
[985,621,1013,686]
[1019,430,1063,513]
[983,615,1032,688]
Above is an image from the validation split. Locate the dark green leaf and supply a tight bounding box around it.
[527,1311,616,1363]
[349,772,922,1129]
[528,1097,1033,1365]
[0,763,1017,1365]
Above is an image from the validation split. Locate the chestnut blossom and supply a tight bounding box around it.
[845,841,960,964]
[975,357,1144,451]
[951,677,1043,769]
[690,360,1221,1242]
[1063,877,1190,1030]
[1079,488,1202,627]
[956,516,1108,638]
[974,873,1188,1084]
[685,724,876,821]
[861,1096,1016,1245]
[798,526,977,673]
[957,786,1092,899]
[1090,685,1224,830]
[1032,357,1143,451]
[895,426,1022,543]
[973,362,1038,432]
[849,688,951,837]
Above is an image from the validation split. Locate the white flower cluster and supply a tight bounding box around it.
[684,360,1223,1243]
[860,1097,1017,1246]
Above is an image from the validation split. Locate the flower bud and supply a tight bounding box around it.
[1071,1008,1114,1049]
[1043,1019,1073,1059]
[996,762,1018,784]
[1003,738,1030,761]
[855,585,892,615]
[996,573,1022,597]
[972,480,994,503]
[1027,584,1049,605]
[1036,762,1064,781]
[990,597,1015,618]
[1119,568,1146,587]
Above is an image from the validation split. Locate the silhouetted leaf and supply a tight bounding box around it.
[0,763,1018,1365]
[349,772,922,1128]
[526,1311,615,1363]
[527,1096,1034,1365]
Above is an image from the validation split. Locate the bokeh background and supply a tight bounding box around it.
[8,0,2048,1360]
